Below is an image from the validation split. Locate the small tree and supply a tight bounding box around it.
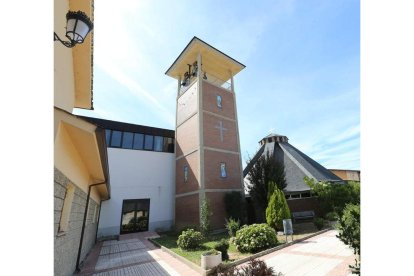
[246,151,287,220]
[304,177,360,216]
[200,198,212,237]
[337,203,360,274]
[266,187,291,230]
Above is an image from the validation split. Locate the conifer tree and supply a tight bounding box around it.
[266,187,291,230]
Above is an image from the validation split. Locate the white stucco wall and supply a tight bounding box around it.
[97,148,175,238]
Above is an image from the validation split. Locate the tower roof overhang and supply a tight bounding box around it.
[165,36,246,81]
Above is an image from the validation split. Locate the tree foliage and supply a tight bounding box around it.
[304,177,360,216]
[200,198,212,237]
[265,185,291,230]
[246,151,287,216]
[224,191,246,222]
[337,203,360,274]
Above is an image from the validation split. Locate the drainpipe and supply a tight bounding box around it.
[75,181,106,272]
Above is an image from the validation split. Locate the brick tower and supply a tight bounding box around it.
[165,37,245,230]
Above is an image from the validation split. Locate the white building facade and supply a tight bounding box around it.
[81,117,175,238]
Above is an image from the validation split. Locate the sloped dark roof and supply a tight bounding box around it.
[244,134,342,193]
[78,116,175,138]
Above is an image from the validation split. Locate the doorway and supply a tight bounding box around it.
[120,199,150,234]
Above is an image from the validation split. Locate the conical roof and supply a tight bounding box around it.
[244,134,342,193]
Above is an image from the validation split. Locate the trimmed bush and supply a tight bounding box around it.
[314,217,325,230]
[225,218,240,237]
[177,229,203,250]
[214,238,229,260]
[266,186,291,230]
[234,224,278,253]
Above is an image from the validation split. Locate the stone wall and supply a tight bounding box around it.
[54,168,99,276]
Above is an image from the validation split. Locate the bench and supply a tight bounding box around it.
[292,210,315,222]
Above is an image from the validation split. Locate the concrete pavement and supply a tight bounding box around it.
[76,232,200,276]
[77,229,355,276]
[261,230,356,276]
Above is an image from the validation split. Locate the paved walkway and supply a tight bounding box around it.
[76,232,199,276]
[260,230,356,276]
[77,230,355,276]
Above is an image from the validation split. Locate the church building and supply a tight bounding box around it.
[243,133,343,217]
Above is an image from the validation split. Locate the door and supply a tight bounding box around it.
[120,199,150,234]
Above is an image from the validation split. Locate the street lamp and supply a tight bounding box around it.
[54,11,94,48]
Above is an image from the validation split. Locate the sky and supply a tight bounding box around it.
[74,0,360,170]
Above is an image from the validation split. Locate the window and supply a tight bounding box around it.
[105,129,111,145]
[133,133,144,150]
[184,166,189,182]
[217,95,222,108]
[144,135,154,150]
[285,194,290,200]
[122,132,134,149]
[154,136,163,152]
[291,194,300,199]
[165,137,174,153]
[301,192,311,198]
[220,163,227,178]
[58,184,75,233]
[110,130,122,147]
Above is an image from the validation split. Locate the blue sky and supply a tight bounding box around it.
[75,0,360,170]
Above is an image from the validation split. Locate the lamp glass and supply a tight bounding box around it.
[66,18,90,43]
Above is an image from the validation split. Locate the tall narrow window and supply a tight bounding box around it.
[58,184,75,233]
[110,131,122,147]
[154,136,163,152]
[122,132,134,149]
[220,163,227,178]
[133,133,144,150]
[216,95,222,108]
[105,129,111,145]
[144,135,154,150]
[184,166,189,182]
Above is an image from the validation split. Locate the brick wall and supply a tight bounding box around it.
[286,197,321,216]
[202,80,235,119]
[204,149,242,190]
[175,193,200,231]
[205,192,227,229]
[54,168,99,276]
[176,151,200,194]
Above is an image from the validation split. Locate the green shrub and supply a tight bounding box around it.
[177,229,204,250]
[304,177,360,217]
[224,192,246,222]
[225,218,240,237]
[337,203,360,274]
[313,217,325,230]
[214,239,229,260]
[234,224,277,253]
[266,187,291,230]
[200,198,212,237]
[325,211,338,221]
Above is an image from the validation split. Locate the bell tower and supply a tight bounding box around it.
[165,37,246,230]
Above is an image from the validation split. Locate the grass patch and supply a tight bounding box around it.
[153,232,250,265]
[153,222,325,266]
